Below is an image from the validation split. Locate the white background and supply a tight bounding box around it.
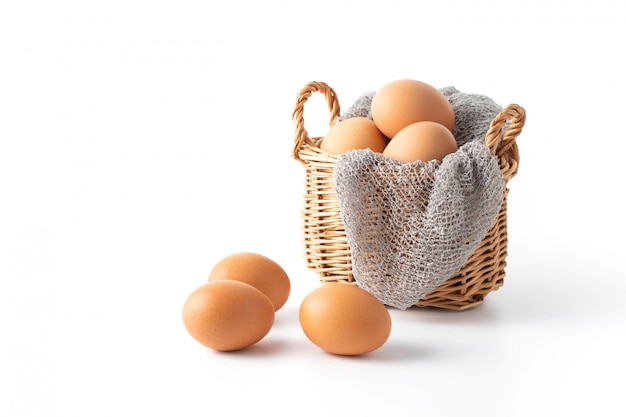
[1,1,625,416]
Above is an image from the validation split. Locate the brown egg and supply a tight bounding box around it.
[208,252,291,311]
[319,117,388,155]
[182,280,275,351]
[299,283,392,356]
[383,121,458,163]
[371,79,455,138]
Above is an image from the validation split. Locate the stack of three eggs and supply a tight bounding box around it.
[320,79,457,164]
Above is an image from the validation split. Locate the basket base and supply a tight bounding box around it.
[415,275,505,311]
[416,295,485,311]
[310,270,504,311]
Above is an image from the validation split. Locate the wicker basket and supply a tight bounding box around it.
[292,81,526,311]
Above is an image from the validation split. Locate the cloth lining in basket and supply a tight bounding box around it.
[333,87,506,309]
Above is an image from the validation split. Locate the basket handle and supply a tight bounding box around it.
[292,81,341,163]
[485,103,526,180]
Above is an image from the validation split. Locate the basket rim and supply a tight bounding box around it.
[292,80,525,181]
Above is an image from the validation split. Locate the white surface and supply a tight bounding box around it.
[1,1,625,416]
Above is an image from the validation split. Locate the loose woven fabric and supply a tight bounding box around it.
[333,87,505,309]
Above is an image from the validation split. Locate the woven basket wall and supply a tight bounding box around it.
[292,81,526,311]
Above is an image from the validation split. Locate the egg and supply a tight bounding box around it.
[299,283,392,356]
[371,79,455,138]
[182,280,275,351]
[383,121,458,163]
[208,252,291,311]
[319,116,388,155]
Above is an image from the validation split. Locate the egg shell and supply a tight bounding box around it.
[383,121,458,163]
[299,283,392,356]
[319,116,388,155]
[208,252,291,311]
[182,280,275,351]
[371,79,455,138]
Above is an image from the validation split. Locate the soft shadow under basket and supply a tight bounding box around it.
[292,81,526,310]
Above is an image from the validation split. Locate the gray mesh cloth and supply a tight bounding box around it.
[333,87,505,309]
